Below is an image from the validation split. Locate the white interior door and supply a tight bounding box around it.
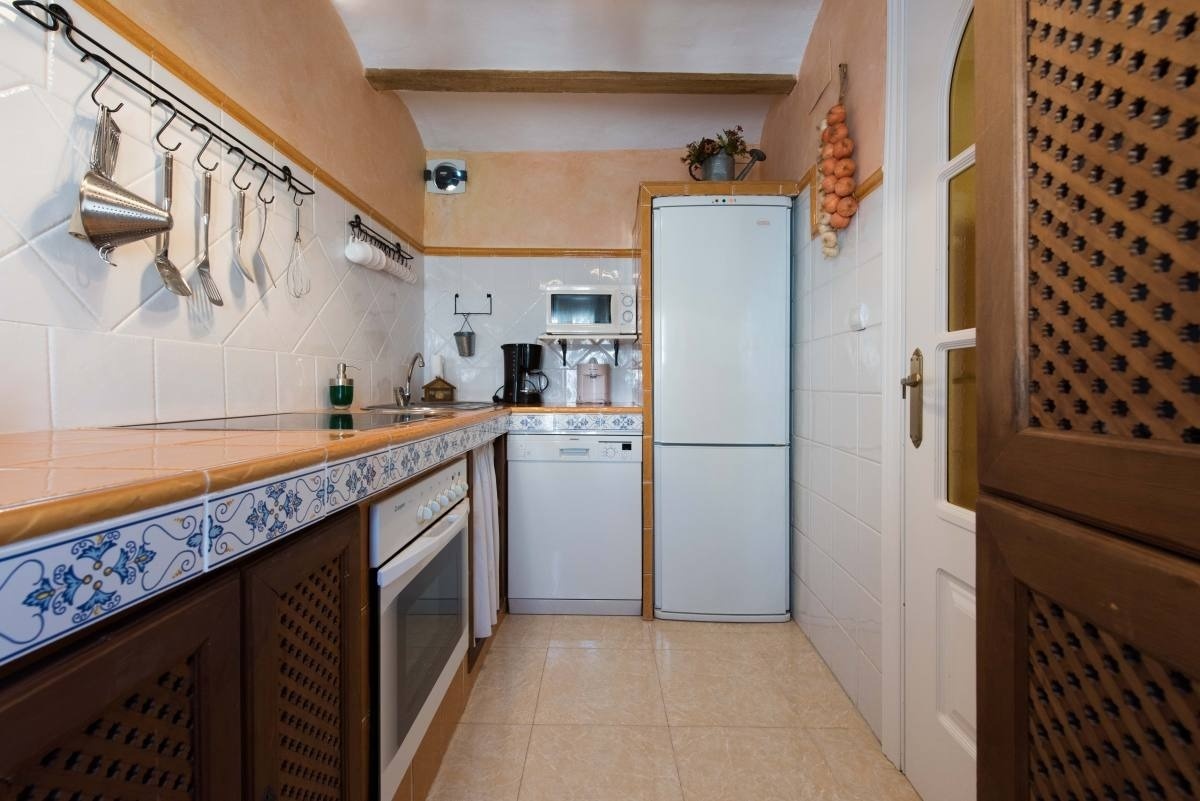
[901,2,979,800]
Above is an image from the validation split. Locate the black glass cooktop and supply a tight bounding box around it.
[123,412,436,432]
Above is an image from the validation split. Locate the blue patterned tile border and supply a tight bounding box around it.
[508,413,643,434]
[207,468,327,567]
[0,414,509,667]
[0,501,205,664]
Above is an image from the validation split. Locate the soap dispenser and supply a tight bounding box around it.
[329,362,356,409]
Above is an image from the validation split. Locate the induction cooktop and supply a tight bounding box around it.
[122,412,440,432]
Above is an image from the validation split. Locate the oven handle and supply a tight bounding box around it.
[376,501,469,592]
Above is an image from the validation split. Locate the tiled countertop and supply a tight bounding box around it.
[0,408,510,548]
[507,404,642,413]
[0,405,644,666]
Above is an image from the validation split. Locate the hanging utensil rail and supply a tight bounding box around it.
[11,1,315,201]
[348,214,413,265]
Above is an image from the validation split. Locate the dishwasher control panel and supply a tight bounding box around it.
[507,433,642,463]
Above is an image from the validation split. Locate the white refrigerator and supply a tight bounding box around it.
[652,196,791,621]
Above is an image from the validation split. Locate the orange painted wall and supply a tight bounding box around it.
[759,0,887,183]
[94,0,426,240]
[423,150,689,250]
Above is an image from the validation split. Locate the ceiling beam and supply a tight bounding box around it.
[365,69,796,95]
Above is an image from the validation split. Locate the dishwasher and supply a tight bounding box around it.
[507,433,642,615]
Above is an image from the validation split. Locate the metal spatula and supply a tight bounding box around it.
[153,153,191,297]
[231,190,255,283]
[196,172,223,306]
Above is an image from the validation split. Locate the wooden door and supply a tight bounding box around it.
[0,576,242,800]
[975,0,1200,798]
[243,508,365,801]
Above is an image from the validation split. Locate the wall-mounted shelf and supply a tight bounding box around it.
[538,333,641,367]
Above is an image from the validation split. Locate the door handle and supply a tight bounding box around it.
[901,348,923,448]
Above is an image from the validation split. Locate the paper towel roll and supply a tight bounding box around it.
[432,354,444,378]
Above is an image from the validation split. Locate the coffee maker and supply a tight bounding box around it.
[494,343,550,405]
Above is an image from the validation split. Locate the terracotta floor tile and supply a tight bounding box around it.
[426,723,531,801]
[490,614,557,648]
[549,614,653,649]
[460,648,546,725]
[670,726,839,801]
[808,727,922,801]
[518,725,682,801]
[655,648,800,727]
[535,648,666,725]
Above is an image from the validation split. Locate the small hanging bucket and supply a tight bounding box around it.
[454,315,476,357]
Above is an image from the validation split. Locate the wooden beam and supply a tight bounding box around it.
[365,69,796,95]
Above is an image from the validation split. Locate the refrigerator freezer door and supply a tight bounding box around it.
[653,202,791,445]
[654,444,789,620]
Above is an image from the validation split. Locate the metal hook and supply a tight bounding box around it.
[150,100,182,152]
[83,55,124,113]
[253,162,275,204]
[192,125,220,172]
[229,148,252,190]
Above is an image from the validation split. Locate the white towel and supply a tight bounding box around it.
[471,442,500,639]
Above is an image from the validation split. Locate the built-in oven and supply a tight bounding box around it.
[370,459,470,801]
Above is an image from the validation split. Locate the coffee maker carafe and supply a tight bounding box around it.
[495,343,550,404]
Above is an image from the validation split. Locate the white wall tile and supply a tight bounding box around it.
[0,321,51,430]
[277,352,317,412]
[224,347,277,416]
[831,449,857,514]
[154,339,225,422]
[858,522,883,601]
[858,459,883,531]
[0,7,423,432]
[51,328,153,428]
[856,652,884,738]
[789,203,887,728]
[829,392,858,454]
[858,394,882,463]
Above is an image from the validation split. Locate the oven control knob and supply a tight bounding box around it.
[622,295,634,307]
[437,493,450,506]
[429,500,441,515]
[622,310,634,323]
[450,485,464,499]
[418,504,433,522]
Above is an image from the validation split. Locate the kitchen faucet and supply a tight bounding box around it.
[396,352,424,408]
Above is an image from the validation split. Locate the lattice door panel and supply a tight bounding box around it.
[1028,591,1200,801]
[273,557,344,801]
[1024,0,1199,444]
[5,660,197,800]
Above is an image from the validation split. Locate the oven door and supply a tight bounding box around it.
[546,288,618,335]
[377,500,469,801]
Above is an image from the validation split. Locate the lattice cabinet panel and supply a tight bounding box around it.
[1024,0,1199,444]
[244,508,362,801]
[1028,590,1200,801]
[274,557,345,801]
[4,660,198,800]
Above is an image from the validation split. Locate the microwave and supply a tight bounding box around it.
[545,285,637,336]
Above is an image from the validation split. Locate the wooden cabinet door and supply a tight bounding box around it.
[242,508,364,801]
[976,0,1200,798]
[976,0,1200,555]
[0,576,242,800]
[979,498,1200,800]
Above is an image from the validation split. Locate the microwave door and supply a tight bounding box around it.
[548,292,612,333]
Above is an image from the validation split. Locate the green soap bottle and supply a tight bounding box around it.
[329,362,356,409]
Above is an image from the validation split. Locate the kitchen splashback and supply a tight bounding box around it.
[0,2,423,432]
[424,256,641,404]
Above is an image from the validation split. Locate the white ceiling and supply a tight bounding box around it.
[331,0,820,152]
[400,92,774,152]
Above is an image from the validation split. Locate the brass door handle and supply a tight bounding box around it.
[902,348,923,448]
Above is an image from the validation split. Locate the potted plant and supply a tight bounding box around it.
[682,126,748,181]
